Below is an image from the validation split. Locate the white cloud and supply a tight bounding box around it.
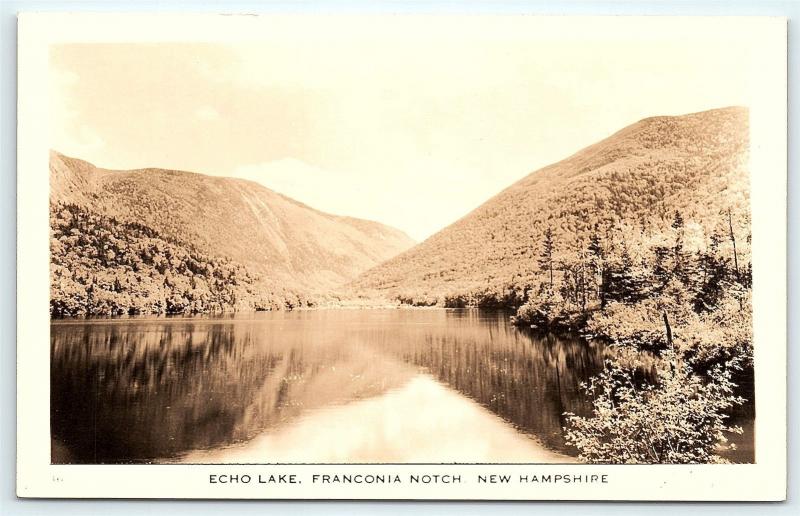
[194,105,220,121]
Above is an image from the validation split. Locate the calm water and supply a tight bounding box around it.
[50,309,753,464]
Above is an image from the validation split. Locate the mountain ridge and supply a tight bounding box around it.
[49,151,415,315]
[351,106,750,305]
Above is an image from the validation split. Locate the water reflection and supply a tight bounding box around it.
[50,309,753,464]
[399,311,603,453]
[182,375,573,464]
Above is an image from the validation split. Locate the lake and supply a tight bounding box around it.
[50,308,754,464]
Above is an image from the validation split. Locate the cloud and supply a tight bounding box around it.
[194,105,220,121]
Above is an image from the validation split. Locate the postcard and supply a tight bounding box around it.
[17,13,787,500]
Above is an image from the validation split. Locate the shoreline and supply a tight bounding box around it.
[49,303,521,322]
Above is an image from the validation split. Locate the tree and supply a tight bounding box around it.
[727,208,741,283]
[651,244,672,293]
[588,230,607,307]
[604,241,646,304]
[538,227,555,295]
[693,232,729,312]
[671,210,687,281]
[560,259,586,312]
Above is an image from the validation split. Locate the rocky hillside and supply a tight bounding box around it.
[50,152,415,315]
[352,107,750,306]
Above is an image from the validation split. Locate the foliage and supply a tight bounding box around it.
[353,107,750,307]
[514,290,564,328]
[584,300,668,351]
[678,289,753,369]
[581,271,751,371]
[564,352,744,464]
[49,150,415,313]
[509,209,753,370]
[50,202,313,316]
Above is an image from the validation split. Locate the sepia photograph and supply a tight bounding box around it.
[16,13,787,500]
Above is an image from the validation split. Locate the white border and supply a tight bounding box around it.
[16,13,787,501]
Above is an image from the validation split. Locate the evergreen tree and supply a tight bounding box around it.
[588,230,607,307]
[671,210,688,282]
[538,227,555,295]
[693,232,729,312]
[605,242,636,303]
[652,245,672,293]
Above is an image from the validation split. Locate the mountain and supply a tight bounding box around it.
[49,151,415,315]
[351,107,750,306]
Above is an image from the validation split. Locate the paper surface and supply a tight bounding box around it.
[17,13,787,500]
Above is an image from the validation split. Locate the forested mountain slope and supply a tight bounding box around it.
[50,152,415,315]
[352,107,750,306]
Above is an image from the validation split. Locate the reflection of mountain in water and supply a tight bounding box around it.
[181,375,573,464]
[51,310,604,463]
[51,318,416,463]
[398,311,604,453]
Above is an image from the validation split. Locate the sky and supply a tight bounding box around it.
[49,16,755,241]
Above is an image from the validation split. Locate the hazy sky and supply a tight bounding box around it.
[49,17,754,241]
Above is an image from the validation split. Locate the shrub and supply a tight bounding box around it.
[514,291,568,329]
[678,289,753,369]
[564,351,744,464]
[584,289,752,371]
[584,299,668,351]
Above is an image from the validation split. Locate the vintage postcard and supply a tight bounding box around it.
[17,13,787,500]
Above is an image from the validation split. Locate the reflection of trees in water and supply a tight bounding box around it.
[51,321,412,463]
[52,322,276,463]
[51,310,609,463]
[395,311,606,453]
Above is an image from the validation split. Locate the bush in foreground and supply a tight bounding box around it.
[564,351,744,464]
